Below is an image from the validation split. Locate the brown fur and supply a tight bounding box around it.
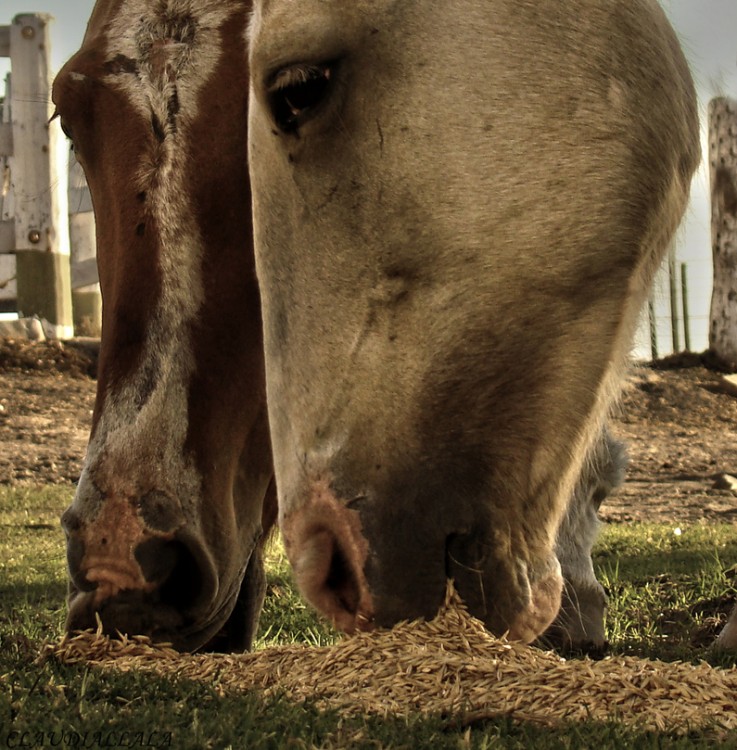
[53,0,275,652]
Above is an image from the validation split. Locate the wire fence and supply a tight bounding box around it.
[633,256,713,361]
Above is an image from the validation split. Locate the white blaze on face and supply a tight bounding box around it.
[82,0,239,523]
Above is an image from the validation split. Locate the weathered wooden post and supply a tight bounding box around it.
[668,246,680,352]
[681,262,691,352]
[648,296,658,361]
[9,13,73,338]
[708,96,737,368]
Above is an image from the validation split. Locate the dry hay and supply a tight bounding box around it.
[42,585,737,734]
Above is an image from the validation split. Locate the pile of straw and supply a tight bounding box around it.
[42,586,737,733]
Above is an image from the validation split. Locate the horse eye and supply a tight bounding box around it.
[51,110,76,151]
[55,114,74,143]
[60,119,74,142]
[268,63,333,133]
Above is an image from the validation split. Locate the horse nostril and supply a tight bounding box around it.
[134,537,180,586]
[66,534,97,592]
[324,536,361,615]
[287,521,374,634]
[133,536,210,613]
[60,507,82,535]
[159,541,203,611]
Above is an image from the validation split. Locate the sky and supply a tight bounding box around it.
[2,0,736,356]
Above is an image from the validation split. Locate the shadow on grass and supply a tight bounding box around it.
[2,650,736,750]
[596,548,737,580]
[0,580,68,608]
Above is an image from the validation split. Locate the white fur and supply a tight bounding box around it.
[82,0,238,528]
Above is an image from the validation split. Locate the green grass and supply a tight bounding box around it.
[1,485,736,749]
[595,523,737,665]
[256,543,339,650]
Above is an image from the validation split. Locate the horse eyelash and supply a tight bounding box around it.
[49,108,74,143]
[268,64,331,94]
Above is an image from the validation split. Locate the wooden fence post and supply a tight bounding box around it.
[681,262,691,352]
[708,96,737,368]
[668,246,680,353]
[9,13,73,338]
[648,296,658,361]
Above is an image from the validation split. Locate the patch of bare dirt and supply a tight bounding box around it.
[605,355,737,524]
[0,338,735,525]
[0,339,97,485]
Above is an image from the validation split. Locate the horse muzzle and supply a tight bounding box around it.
[61,487,230,651]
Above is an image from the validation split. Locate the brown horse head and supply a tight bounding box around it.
[53,0,275,651]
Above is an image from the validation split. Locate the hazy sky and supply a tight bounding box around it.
[2,1,736,354]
